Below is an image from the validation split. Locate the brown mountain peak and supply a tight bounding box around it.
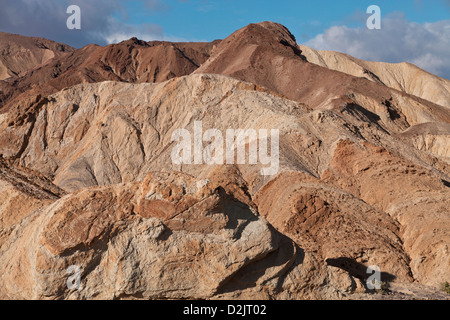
[118,37,150,47]
[220,21,302,58]
[0,21,449,300]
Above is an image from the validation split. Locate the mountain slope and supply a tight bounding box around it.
[0,74,448,299]
[0,38,219,114]
[298,45,450,108]
[195,22,450,135]
[0,22,449,300]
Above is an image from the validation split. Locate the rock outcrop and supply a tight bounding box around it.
[299,45,450,108]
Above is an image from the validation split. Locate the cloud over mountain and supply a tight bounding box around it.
[0,0,170,47]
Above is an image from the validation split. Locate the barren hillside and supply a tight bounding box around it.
[298,45,450,108]
[0,32,74,81]
[0,22,449,300]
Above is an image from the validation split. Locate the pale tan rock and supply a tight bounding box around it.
[321,139,450,286]
[0,171,340,300]
[299,45,450,108]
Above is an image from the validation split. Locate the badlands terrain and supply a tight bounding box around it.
[0,22,449,300]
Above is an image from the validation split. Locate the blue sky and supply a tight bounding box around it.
[0,0,449,78]
[120,0,450,42]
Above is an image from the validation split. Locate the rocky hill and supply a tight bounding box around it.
[0,22,448,300]
[0,32,74,81]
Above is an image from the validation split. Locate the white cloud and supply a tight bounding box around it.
[96,17,164,44]
[0,0,181,47]
[100,18,190,44]
[305,13,450,80]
